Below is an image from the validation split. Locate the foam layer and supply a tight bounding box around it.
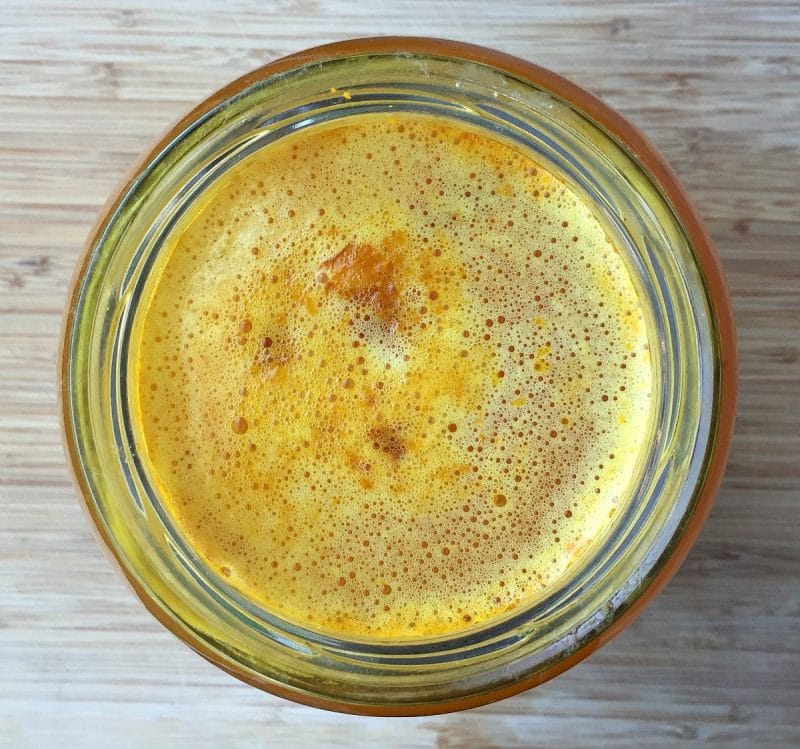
[134,114,652,639]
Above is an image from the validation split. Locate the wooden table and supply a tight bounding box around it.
[1,2,798,746]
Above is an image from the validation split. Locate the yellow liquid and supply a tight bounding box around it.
[134,114,652,639]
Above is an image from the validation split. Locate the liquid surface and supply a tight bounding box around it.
[135,115,652,639]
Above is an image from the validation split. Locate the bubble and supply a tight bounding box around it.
[231,417,248,434]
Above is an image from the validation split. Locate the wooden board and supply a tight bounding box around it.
[1,2,798,746]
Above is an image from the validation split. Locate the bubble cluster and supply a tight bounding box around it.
[135,115,652,639]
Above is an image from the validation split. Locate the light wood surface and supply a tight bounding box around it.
[1,2,798,746]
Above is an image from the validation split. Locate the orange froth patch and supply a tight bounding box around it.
[319,233,404,322]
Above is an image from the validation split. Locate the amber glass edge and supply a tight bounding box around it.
[59,36,738,717]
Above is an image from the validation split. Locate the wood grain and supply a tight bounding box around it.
[1,2,798,746]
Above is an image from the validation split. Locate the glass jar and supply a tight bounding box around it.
[61,38,737,715]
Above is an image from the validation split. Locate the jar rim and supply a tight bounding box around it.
[60,37,737,716]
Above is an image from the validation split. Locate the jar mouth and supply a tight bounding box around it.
[61,37,737,715]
